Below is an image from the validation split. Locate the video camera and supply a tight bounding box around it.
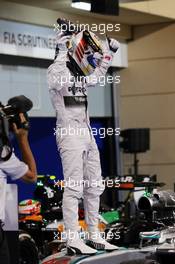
[0,95,33,161]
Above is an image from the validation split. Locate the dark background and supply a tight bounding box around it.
[8,117,116,202]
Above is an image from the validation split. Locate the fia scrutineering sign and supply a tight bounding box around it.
[0,19,56,59]
[0,19,128,67]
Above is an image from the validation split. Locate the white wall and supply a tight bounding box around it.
[0,64,113,117]
[0,19,128,118]
[0,64,53,116]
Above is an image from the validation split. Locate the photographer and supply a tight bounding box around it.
[0,102,37,263]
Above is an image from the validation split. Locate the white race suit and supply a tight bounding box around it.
[47,49,113,236]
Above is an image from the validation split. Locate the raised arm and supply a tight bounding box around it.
[13,113,37,183]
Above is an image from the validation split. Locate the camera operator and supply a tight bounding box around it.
[0,112,37,264]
